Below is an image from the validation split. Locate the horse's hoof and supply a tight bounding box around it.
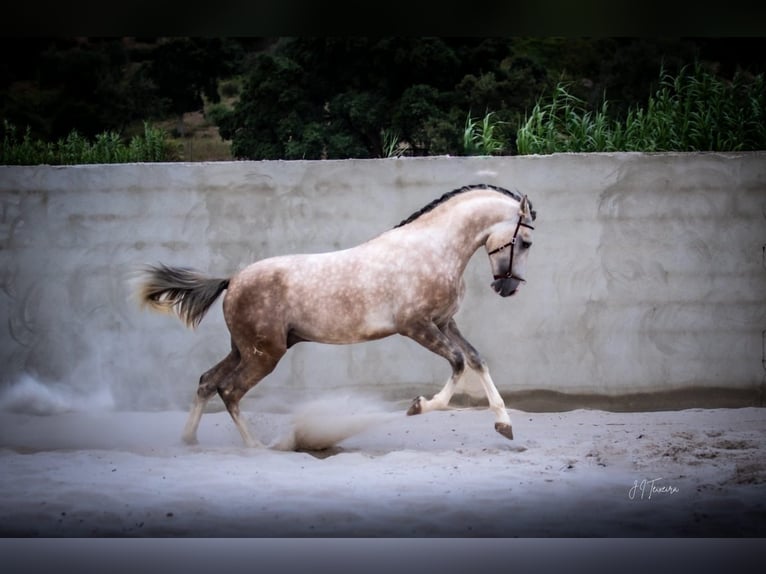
[495,422,514,440]
[182,435,199,446]
[407,396,424,416]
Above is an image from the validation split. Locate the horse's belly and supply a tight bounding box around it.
[292,306,396,345]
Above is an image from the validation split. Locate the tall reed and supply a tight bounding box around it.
[464,111,507,155]
[516,63,766,154]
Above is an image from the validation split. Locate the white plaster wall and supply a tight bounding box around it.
[0,153,764,410]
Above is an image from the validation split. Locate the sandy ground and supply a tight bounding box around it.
[0,385,764,538]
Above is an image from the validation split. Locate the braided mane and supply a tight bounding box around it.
[394,184,525,229]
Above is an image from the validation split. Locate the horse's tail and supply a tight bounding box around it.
[137,264,230,329]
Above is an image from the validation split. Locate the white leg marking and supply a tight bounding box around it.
[419,373,460,412]
[230,409,263,448]
[476,367,512,426]
[182,395,207,445]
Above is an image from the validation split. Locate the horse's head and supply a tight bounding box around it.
[485,195,536,297]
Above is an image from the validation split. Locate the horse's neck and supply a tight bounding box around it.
[397,192,519,269]
[447,193,520,252]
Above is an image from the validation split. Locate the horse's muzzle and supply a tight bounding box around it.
[491,275,524,297]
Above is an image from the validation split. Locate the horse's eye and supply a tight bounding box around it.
[521,240,532,249]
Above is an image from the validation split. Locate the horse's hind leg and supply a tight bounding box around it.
[216,342,286,447]
[182,345,240,445]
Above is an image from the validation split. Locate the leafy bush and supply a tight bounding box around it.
[219,77,242,99]
[204,102,234,129]
[516,63,766,154]
[1,121,174,165]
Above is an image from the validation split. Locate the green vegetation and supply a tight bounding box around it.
[1,121,173,165]
[517,63,766,154]
[463,111,507,156]
[1,38,764,163]
[216,38,550,159]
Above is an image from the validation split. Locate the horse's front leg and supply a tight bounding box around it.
[402,321,466,416]
[443,319,513,440]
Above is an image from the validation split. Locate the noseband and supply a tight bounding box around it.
[488,215,535,281]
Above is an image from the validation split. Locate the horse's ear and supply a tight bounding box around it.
[520,195,534,221]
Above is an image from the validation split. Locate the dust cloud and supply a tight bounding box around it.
[0,374,115,416]
[271,394,401,451]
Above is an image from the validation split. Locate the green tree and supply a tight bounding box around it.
[218,52,317,159]
[0,38,169,141]
[148,38,231,136]
[221,38,523,159]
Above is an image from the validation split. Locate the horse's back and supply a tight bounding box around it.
[223,252,399,345]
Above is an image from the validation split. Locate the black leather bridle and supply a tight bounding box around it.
[488,215,535,281]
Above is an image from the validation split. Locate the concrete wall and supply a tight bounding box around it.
[1,153,764,411]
